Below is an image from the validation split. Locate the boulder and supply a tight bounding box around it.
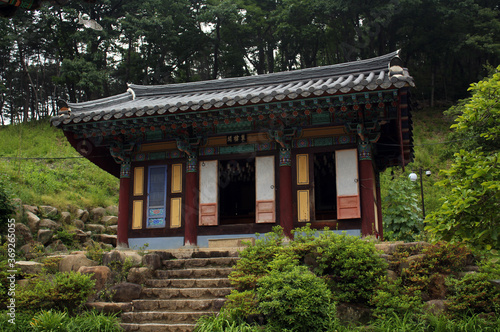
[374,242,404,255]
[15,222,33,244]
[37,229,54,245]
[71,229,91,243]
[336,303,372,325]
[90,207,106,223]
[39,219,61,230]
[107,282,142,302]
[101,216,118,226]
[387,270,398,282]
[72,219,85,230]
[424,300,447,316]
[97,234,117,246]
[20,241,45,260]
[60,212,71,224]
[46,240,68,253]
[127,267,153,285]
[76,209,89,223]
[16,261,43,275]
[106,225,117,235]
[23,205,39,215]
[142,253,162,270]
[86,302,132,314]
[77,266,111,291]
[102,250,142,267]
[59,254,98,272]
[26,211,40,233]
[428,273,447,299]
[40,205,59,219]
[85,223,105,233]
[105,205,119,216]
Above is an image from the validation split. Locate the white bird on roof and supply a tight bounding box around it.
[78,14,103,31]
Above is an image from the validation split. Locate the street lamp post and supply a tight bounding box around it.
[409,167,431,219]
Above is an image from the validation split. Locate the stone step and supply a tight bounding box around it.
[145,278,231,288]
[141,287,233,300]
[163,257,239,269]
[156,267,233,279]
[133,298,226,311]
[121,323,196,332]
[121,311,211,324]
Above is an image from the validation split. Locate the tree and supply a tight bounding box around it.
[425,66,500,251]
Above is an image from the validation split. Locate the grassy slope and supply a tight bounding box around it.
[0,119,119,211]
[0,109,453,216]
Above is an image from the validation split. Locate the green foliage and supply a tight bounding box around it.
[0,311,32,331]
[17,271,96,313]
[85,241,112,265]
[310,232,388,303]
[398,242,473,297]
[0,121,119,211]
[223,290,260,321]
[381,173,423,242]
[194,310,259,332]
[30,310,67,332]
[257,262,335,332]
[229,226,285,291]
[446,273,500,316]
[370,279,423,319]
[56,229,78,248]
[65,310,123,332]
[426,66,500,252]
[0,177,14,234]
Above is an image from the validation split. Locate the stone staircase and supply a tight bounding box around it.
[120,250,239,332]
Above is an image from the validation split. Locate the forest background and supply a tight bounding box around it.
[1,0,499,124]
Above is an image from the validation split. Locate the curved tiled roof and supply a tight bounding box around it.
[52,51,414,127]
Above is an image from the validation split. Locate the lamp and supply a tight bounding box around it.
[408,167,431,219]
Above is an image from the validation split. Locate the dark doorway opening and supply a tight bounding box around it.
[219,159,256,224]
[314,152,337,220]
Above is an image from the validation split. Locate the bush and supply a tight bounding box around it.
[257,259,336,332]
[229,226,285,291]
[18,271,96,312]
[223,290,260,321]
[0,311,33,331]
[311,232,388,303]
[446,272,500,316]
[194,310,259,332]
[30,310,67,332]
[370,279,423,319]
[65,310,123,332]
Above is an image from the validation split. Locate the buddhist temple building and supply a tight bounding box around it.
[51,50,414,249]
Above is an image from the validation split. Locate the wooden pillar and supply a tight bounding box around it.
[117,161,131,248]
[358,144,377,237]
[376,174,384,240]
[184,155,198,246]
[279,148,293,238]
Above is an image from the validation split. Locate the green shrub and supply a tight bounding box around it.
[401,242,474,296]
[0,311,33,331]
[223,290,260,321]
[18,271,96,312]
[370,279,423,319]
[65,310,123,332]
[229,226,285,291]
[257,260,336,332]
[194,310,259,332]
[446,272,500,316]
[56,229,78,248]
[30,310,67,332]
[86,241,112,265]
[311,232,388,303]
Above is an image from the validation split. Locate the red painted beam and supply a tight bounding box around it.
[184,171,198,246]
[117,176,130,247]
[279,165,293,239]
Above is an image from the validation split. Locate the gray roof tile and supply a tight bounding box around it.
[52,51,414,127]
